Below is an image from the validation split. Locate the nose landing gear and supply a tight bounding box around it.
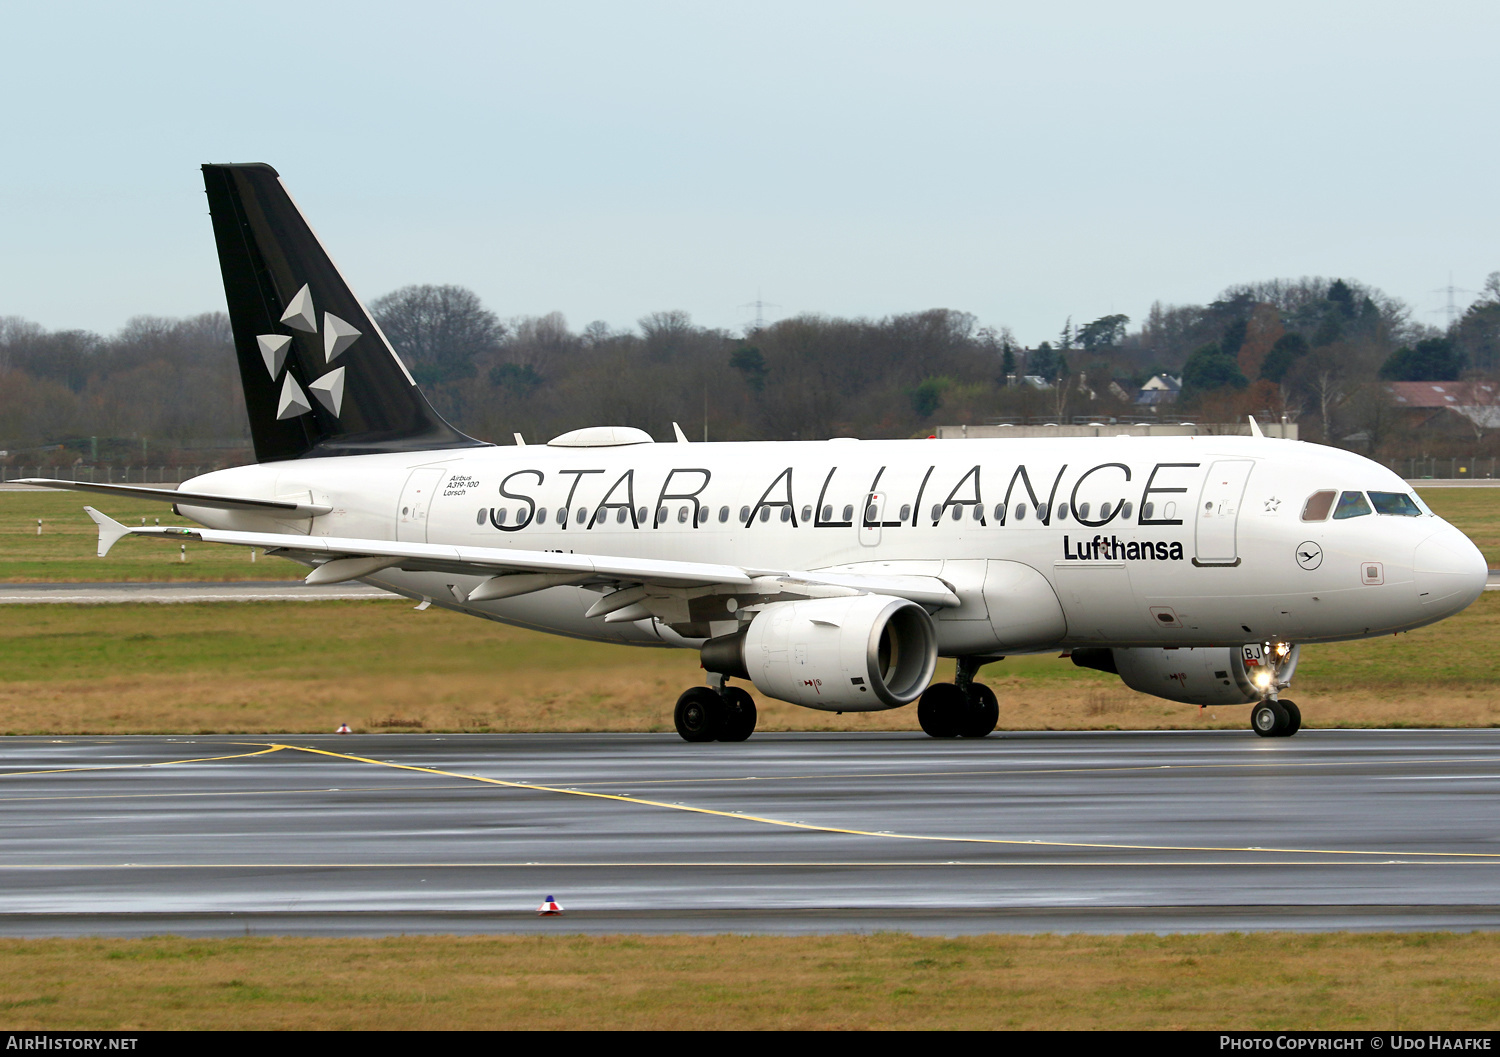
[1251,698,1302,738]
[673,682,758,742]
[1246,640,1302,737]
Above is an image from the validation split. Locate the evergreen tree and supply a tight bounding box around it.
[1181,342,1249,394]
[1378,337,1466,381]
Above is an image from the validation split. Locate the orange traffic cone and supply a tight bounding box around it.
[536,895,563,916]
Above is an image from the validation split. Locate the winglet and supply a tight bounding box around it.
[83,506,133,558]
[1247,415,1265,439]
[672,421,690,443]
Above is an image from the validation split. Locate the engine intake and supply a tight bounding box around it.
[703,594,937,711]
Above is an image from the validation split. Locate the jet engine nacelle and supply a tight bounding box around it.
[1072,646,1266,706]
[703,594,937,711]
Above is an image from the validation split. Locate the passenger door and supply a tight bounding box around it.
[1194,459,1254,566]
[397,467,446,543]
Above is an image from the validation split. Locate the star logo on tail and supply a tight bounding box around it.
[258,283,359,419]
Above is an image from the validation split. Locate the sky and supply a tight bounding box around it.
[1,1,1496,345]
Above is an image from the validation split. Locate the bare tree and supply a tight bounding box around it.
[370,285,505,384]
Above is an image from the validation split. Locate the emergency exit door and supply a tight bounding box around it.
[859,492,886,546]
[1194,459,1254,566]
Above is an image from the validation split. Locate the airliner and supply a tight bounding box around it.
[24,164,1490,742]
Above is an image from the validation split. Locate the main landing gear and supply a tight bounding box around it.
[1251,698,1302,738]
[674,683,758,743]
[917,656,1000,739]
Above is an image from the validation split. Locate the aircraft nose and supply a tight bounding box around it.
[1413,526,1488,616]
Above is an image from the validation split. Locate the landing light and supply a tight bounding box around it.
[1253,670,1273,690]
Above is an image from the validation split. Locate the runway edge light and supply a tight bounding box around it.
[537,896,563,916]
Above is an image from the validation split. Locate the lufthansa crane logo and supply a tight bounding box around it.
[1295,541,1323,570]
[256,283,357,421]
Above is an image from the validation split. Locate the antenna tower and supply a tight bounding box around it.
[1431,272,1474,329]
[739,291,780,332]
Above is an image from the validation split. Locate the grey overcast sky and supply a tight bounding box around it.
[1,1,1494,345]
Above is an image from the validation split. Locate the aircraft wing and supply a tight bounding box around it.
[82,507,959,609]
[18,479,331,517]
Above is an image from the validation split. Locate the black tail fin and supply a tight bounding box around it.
[201,163,485,462]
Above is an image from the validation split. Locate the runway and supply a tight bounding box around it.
[0,730,1498,936]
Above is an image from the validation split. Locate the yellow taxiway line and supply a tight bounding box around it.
[268,742,1500,862]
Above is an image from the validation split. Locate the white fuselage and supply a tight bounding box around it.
[179,434,1488,655]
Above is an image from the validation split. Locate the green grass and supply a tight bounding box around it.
[1,932,1498,1030]
[0,594,1494,734]
[0,489,300,581]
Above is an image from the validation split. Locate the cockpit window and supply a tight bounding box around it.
[1301,490,1336,521]
[1332,491,1373,520]
[1368,492,1422,517]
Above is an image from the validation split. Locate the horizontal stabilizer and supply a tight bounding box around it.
[17,480,331,517]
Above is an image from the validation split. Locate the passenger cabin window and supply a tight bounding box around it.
[1301,490,1337,521]
[1332,491,1372,520]
[1369,492,1422,516]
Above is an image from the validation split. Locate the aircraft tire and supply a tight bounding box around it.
[918,683,964,738]
[675,687,726,742]
[959,683,999,738]
[718,687,758,742]
[1251,700,1288,738]
[1280,699,1302,736]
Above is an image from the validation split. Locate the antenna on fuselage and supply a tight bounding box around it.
[1247,416,1265,439]
[513,433,526,446]
[672,422,690,443]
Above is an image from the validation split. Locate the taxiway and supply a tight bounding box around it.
[0,730,1497,935]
